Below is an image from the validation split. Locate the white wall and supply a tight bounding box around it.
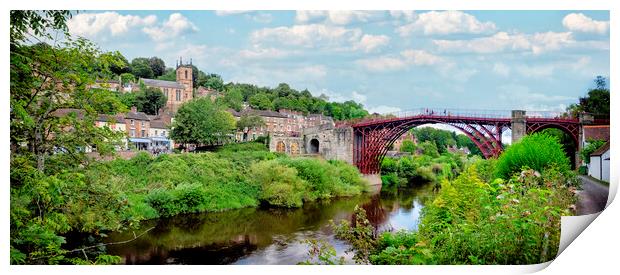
[589,149,610,182]
[602,150,610,182]
[589,156,602,180]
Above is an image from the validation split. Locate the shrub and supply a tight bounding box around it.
[494,133,571,180]
[250,160,306,207]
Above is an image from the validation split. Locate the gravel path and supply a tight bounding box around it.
[576,175,609,215]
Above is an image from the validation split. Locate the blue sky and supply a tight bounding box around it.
[66,10,610,115]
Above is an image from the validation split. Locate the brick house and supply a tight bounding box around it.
[125,106,151,150]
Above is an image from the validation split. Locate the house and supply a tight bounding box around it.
[95,114,128,150]
[125,107,151,150]
[588,141,610,182]
[148,111,174,151]
[196,86,221,102]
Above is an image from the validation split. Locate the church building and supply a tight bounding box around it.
[139,58,194,113]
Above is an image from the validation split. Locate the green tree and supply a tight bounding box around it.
[198,73,225,91]
[10,11,127,264]
[120,72,135,85]
[135,87,167,115]
[564,76,610,119]
[249,93,273,110]
[157,68,176,81]
[221,86,244,111]
[400,140,416,154]
[148,57,166,77]
[130,57,154,79]
[170,98,236,145]
[580,139,607,164]
[107,52,131,75]
[236,115,265,130]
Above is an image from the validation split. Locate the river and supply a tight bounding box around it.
[103,183,436,264]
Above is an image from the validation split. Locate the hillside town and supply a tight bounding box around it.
[82,58,336,154]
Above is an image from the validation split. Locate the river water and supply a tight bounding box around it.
[104,183,436,264]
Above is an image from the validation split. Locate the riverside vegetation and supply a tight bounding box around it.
[11,142,368,264]
[306,133,578,265]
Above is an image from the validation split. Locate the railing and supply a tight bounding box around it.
[334,108,595,127]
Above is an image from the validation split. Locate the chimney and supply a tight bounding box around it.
[131,106,137,113]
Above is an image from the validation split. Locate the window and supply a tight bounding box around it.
[176,90,181,101]
[162,130,166,136]
[130,129,135,137]
[185,70,188,79]
[130,119,134,126]
[141,121,145,127]
[141,130,145,137]
[164,89,168,98]
[155,130,158,136]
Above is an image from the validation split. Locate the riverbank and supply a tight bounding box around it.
[10,142,370,264]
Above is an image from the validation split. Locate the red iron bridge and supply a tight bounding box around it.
[336,108,609,174]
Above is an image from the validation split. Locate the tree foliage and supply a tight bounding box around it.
[10,11,128,264]
[580,139,607,164]
[170,98,236,145]
[564,76,610,119]
[130,57,153,79]
[134,87,167,115]
[236,115,265,130]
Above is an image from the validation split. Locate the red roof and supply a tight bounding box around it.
[583,125,610,142]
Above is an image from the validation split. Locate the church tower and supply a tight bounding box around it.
[176,57,193,92]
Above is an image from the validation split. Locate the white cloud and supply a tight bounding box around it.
[353,34,390,53]
[67,12,156,38]
[143,13,198,41]
[227,64,328,89]
[389,11,417,23]
[562,13,609,34]
[351,91,368,104]
[397,11,496,36]
[295,11,386,25]
[432,31,586,55]
[215,10,251,16]
[237,47,294,60]
[492,63,511,77]
[250,13,273,24]
[498,84,573,104]
[251,24,389,52]
[367,105,402,114]
[356,50,443,71]
[514,64,555,78]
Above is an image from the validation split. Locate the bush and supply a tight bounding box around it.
[494,133,571,180]
[250,160,306,207]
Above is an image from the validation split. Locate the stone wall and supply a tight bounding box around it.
[269,124,354,164]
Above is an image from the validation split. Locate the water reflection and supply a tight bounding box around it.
[105,182,436,264]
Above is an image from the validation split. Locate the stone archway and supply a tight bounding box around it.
[290,142,300,155]
[309,139,319,154]
[276,141,286,152]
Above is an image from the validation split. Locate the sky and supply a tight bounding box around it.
[64,10,610,116]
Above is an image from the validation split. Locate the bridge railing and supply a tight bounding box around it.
[386,108,513,119]
[335,108,589,127]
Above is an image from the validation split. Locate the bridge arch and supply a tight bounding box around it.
[353,117,508,174]
[526,121,580,168]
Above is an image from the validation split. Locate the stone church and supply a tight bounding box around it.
[139,58,194,113]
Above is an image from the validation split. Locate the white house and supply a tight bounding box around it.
[589,141,610,182]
